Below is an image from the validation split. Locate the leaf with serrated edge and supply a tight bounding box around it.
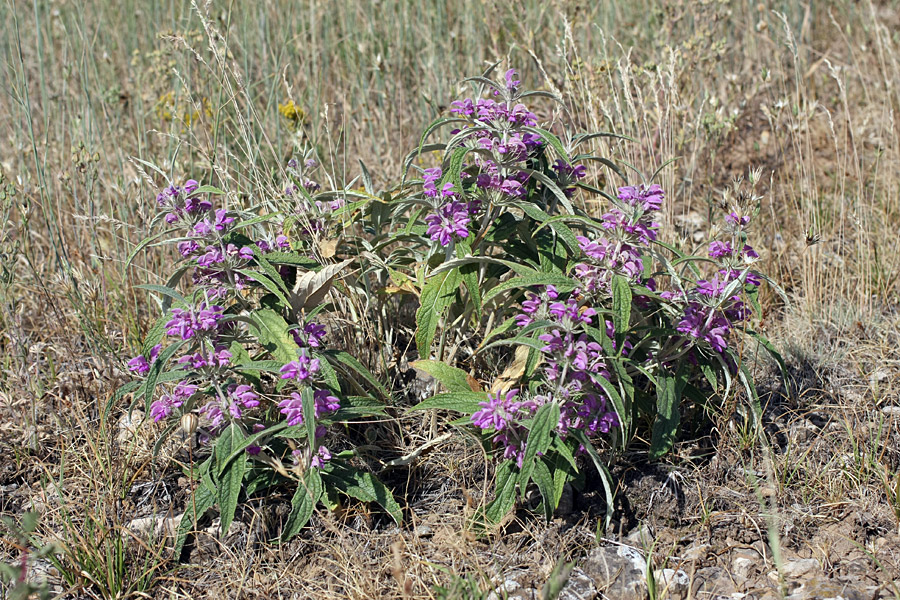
[411,360,472,393]
[410,391,487,414]
[415,267,461,358]
[281,468,323,540]
[216,423,246,534]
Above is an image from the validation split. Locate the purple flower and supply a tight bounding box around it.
[165,303,224,340]
[213,209,234,231]
[708,241,733,258]
[128,355,150,375]
[277,389,339,426]
[149,381,197,422]
[279,354,321,381]
[725,212,750,229]
[200,401,225,429]
[677,304,731,352]
[150,396,180,422]
[617,183,665,212]
[311,446,332,469]
[505,68,521,92]
[313,389,340,415]
[425,201,471,246]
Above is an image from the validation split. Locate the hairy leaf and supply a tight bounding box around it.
[415,267,461,358]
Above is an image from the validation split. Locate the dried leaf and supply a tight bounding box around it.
[291,259,353,313]
[318,238,339,259]
[466,373,483,393]
[490,345,533,394]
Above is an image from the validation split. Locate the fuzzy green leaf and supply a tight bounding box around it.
[410,391,487,414]
[411,360,474,393]
[216,423,247,535]
[281,468,323,541]
[650,370,682,459]
[415,267,461,358]
[174,484,216,558]
[484,460,517,524]
[253,308,298,365]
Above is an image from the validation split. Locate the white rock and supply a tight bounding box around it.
[781,558,821,578]
[126,513,183,538]
[654,568,690,599]
[486,579,521,600]
[733,556,756,580]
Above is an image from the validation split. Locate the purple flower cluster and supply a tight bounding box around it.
[165,302,225,340]
[573,185,665,293]
[551,160,587,197]
[422,168,480,246]
[662,212,761,353]
[422,68,573,249]
[473,285,621,464]
[471,389,538,467]
[277,389,340,427]
[127,343,161,375]
[156,180,211,224]
[274,313,341,468]
[150,381,197,422]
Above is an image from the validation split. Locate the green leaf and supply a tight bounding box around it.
[326,466,402,524]
[456,239,482,320]
[650,370,683,459]
[484,460,517,524]
[573,430,615,532]
[143,341,186,411]
[531,457,556,520]
[611,275,632,343]
[481,273,575,305]
[441,146,472,194]
[105,380,141,418]
[523,126,570,162]
[518,402,560,488]
[235,268,291,308]
[216,423,247,535]
[281,468,323,540]
[313,352,340,391]
[140,312,171,357]
[174,484,216,558]
[737,359,763,427]
[195,184,225,195]
[415,267,462,358]
[262,251,320,269]
[410,391,487,415]
[253,308,298,365]
[331,351,390,400]
[411,360,473,393]
[301,387,317,452]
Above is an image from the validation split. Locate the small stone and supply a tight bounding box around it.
[781,558,821,578]
[785,578,862,600]
[625,523,654,546]
[882,405,900,417]
[486,579,521,600]
[580,545,648,600]
[732,556,756,581]
[116,410,145,445]
[414,525,433,538]
[694,566,738,596]
[653,569,689,600]
[681,544,710,561]
[557,567,596,600]
[127,513,183,538]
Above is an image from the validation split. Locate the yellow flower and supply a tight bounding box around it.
[278,100,306,129]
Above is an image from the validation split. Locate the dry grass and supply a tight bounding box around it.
[1,0,900,598]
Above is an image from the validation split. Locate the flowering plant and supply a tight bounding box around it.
[400,66,785,528]
[115,162,400,552]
